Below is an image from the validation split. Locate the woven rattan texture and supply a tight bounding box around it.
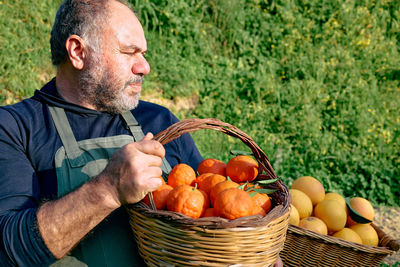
[280,223,399,267]
[126,118,291,266]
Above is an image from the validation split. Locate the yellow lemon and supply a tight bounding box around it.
[289,189,313,219]
[291,176,325,206]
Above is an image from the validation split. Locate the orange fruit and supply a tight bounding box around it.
[347,197,374,226]
[197,174,226,196]
[252,205,267,217]
[197,158,226,176]
[167,163,196,188]
[210,180,239,206]
[166,184,205,219]
[288,204,300,226]
[252,193,272,213]
[199,188,210,210]
[191,173,213,186]
[314,199,347,233]
[143,184,173,210]
[324,192,346,210]
[202,207,215,217]
[298,217,328,235]
[291,176,325,206]
[289,189,313,219]
[332,228,363,244]
[226,155,258,183]
[214,188,254,220]
[350,224,379,246]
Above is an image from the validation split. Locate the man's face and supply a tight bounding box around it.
[78,1,150,113]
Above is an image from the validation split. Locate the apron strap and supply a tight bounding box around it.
[120,111,145,141]
[121,111,172,176]
[49,106,86,167]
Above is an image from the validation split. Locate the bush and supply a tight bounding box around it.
[1,0,399,206]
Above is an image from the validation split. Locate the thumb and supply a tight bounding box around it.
[142,132,154,141]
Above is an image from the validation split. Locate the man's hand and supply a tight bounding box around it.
[101,132,165,207]
[37,132,165,259]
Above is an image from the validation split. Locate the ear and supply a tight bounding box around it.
[65,35,87,70]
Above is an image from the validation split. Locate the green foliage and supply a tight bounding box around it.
[0,0,62,103]
[0,0,399,206]
[134,0,400,206]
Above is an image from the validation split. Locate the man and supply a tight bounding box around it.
[0,0,202,265]
[0,0,283,266]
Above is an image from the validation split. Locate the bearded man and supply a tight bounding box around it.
[0,0,202,265]
[0,0,284,266]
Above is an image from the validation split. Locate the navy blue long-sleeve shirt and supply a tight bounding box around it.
[0,79,203,266]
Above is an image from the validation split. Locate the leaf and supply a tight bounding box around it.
[256,178,280,185]
[230,150,253,156]
[345,197,372,224]
[250,188,278,194]
[237,182,247,190]
[249,191,258,197]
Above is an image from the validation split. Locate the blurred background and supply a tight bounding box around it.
[0,0,399,207]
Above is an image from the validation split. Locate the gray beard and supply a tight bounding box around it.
[78,57,143,114]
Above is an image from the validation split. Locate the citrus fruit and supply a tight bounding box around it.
[314,199,347,233]
[209,180,239,206]
[347,197,374,226]
[226,155,258,183]
[252,205,267,217]
[192,173,213,186]
[197,158,226,176]
[202,207,215,217]
[298,217,328,235]
[199,188,210,210]
[252,193,272,213]
[324,192,346,210]
[289,189,313,219]
[143,184,173,210]
[167,163,196,188]
[166,184,205,219]
[349,224,379,246]
[214,187,254,220]
[288,204,300,226]
[332,228,363,244]
[291,176,325,206]
[197,174,226,195]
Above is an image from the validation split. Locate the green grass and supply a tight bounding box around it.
[1,0,399,206]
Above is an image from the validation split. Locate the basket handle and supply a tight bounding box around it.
[147,118,281,210]
[153,118,277,179]
[372,223,400,251]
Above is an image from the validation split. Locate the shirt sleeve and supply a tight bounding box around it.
[0,108,56,266]
[165,112,204,171]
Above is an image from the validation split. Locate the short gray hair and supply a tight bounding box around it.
[50,0,132,66]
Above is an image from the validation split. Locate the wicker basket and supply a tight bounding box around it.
[126,118,291,266]
[280,222,400,266]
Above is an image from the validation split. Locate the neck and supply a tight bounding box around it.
[55,64,97,110]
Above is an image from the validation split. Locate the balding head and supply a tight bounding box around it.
[50,0,133,66]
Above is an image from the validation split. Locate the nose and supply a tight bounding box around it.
[132,54,150,76]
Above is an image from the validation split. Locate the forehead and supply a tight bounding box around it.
[105,1,147,50]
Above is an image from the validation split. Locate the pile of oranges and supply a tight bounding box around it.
[288,176,379,247]
[144,155,275,220]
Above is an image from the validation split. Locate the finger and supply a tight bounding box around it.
[134,140,165,159]
[146,176,163,192]
[142,132,154,141]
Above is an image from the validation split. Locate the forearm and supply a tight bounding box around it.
[36,175,120,259]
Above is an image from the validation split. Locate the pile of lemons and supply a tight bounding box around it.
[289,176,379,247]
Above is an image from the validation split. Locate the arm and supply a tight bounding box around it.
[37,133,164,259]
[0,109,163,266]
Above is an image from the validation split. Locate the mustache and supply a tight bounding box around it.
[125,76,144,87]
